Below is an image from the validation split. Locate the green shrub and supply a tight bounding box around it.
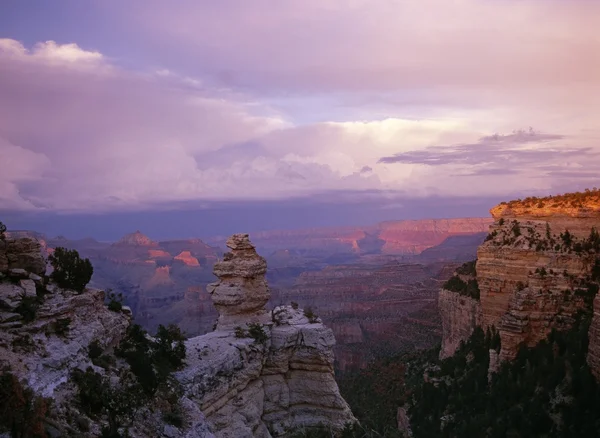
[54,317,71,337]
[291,301,299,310]
[49,247,93,292]
[304,307,319,323]
[106,290,123,312]
[512,221,521,237]
[0,221,6,241]
[14,295,42,323]
[116,324,186,397]
[455,260,477,276]
[88,340,103,360]
[247,323,268,345]
[234,326,246,338]
[162,409,184,428]
[72,367,144,437]
[443,276,480,300]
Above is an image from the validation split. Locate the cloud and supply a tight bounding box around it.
[378,130,573,165]
[0,34,599,214]
[117,0,600,104]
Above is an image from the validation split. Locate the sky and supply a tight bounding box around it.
[1,0,599,239]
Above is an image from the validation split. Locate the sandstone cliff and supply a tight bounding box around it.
[439,190,600,367]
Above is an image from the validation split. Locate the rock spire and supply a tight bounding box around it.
[207,233,271,330]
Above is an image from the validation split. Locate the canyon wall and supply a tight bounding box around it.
[210,218,493,256]
[438,289,481,359]
[439,191,600,367]
[273,261,449,370]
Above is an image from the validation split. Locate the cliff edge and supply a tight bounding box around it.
[438,189,600,370]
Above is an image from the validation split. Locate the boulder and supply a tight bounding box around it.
[5,238,46,275]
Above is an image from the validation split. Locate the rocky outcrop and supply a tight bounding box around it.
[448,191,600,366]
[180,234,356,436]
[437,191,600,369]
[438,289,481,359]
[207,234,270,330]
[0,237,46,275]
[1,235,354,437]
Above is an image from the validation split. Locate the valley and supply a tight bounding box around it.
[10,218,491,371]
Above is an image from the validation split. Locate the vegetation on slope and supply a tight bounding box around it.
[442,260,480,299]
[499,187,600,210]
[49,247,94,292]
[340,311,600,438]
[410,312,600,437]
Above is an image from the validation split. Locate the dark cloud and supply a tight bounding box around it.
[377,130,591,167]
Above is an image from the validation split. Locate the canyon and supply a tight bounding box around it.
[0,233,355,437]
[8,218,491,371]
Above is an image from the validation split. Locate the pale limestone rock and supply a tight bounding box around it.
[5,238,46,275]
[178,234,355,437]
[438,289,482,359]
[0,286,130,397]
[0,283,26,310]
[208,234,270,330]
[19,279,37,298]
[9,268,29,278]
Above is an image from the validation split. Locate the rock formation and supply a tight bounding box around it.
[1,233,355,437]
[438,288,481,359]
[186,233,356,436]
[0,237,46,275]
[209,218,493,257]
[207,234,271,330]
[439,190,600,367]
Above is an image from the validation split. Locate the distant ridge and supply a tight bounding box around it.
[113,230,157,246]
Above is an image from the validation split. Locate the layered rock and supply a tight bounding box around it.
[438,289,481,359]
[209,218,492,257]
[0,237,130,394]
[0,237,46,275]
[474,194,600,362]
[207,234,270,330]
[179,234,356,436]
[272,261,448,371]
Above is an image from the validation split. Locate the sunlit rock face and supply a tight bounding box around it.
[478,195,600,362]
[179,234,356,437]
